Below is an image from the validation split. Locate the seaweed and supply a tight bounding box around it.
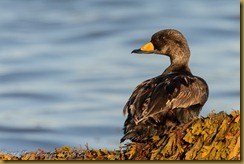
[0,110,240,160]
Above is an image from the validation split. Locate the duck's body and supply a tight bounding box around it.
[121,29,208,143]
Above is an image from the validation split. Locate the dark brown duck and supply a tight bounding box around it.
[121,29,209,143]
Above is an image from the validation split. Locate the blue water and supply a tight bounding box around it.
[0,0,240,152]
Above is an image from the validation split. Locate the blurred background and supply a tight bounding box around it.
[0,0,240,153]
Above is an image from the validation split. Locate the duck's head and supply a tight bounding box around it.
[132,29,191,64]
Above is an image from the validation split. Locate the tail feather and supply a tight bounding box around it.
[121,123,158,143]
[120,131,136,143]
[121,116,179,143]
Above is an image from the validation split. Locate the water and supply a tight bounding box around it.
[0,0,240,152]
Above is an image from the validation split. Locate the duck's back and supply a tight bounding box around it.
[121,72,208,143]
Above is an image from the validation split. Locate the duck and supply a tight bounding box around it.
[121,29,209,143]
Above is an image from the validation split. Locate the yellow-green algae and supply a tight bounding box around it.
[0,110,240,160]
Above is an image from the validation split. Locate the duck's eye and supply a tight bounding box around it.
[159,36,166,41]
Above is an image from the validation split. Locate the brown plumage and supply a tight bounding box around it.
[121,29,209,143]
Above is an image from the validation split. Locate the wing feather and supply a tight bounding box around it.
[123,73,208,124]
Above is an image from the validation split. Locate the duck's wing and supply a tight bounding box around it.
[123,75,169,124]
[123,74,209,125]
[123,78,157,123]
[168,75,209,109]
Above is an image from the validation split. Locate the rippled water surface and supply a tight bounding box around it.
[0,0,240,152]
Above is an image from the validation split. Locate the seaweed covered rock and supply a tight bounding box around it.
[124,110,240,160]
[0,111,240,160]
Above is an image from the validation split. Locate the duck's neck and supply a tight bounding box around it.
[163,64,191,75]
[160,42,192,75]
[163,56,192,75]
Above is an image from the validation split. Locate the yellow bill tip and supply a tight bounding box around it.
[140,42,154,51]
